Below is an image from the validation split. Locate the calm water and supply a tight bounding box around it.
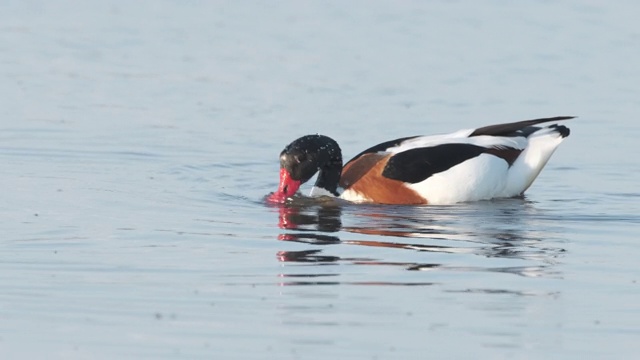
[2,1,640,359]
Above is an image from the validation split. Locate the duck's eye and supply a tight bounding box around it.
[294,154,306,163]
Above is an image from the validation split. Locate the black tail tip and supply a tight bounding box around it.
[550,124,570,138]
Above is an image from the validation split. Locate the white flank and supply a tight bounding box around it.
[407,153,509,204]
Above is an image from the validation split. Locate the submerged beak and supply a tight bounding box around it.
[267,168,302,203]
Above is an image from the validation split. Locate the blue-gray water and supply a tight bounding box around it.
[2,1,640,359]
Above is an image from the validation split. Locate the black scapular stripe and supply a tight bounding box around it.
[382,143,487,184]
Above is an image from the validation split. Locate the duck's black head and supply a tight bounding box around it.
[268,135,343,202]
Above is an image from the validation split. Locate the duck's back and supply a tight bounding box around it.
[339,117,573,204]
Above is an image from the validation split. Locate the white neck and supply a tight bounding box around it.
[309,186,336,198]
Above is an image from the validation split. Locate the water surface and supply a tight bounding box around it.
[1,1,640,359]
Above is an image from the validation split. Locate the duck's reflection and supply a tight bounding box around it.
[271,198,565,284]
[278,202,342,232]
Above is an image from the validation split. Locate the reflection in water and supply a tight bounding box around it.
[270,197,565,285]
[275,251,435,286]
[277,249,342,263]
[446,288,561,297]
[277,200,342,232]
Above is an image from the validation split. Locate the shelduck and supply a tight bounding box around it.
[267,116,573,205]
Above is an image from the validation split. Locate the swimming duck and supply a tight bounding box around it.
[268,116,573,205]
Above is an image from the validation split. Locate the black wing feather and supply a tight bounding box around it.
[470,116,574,137]
[382,144,486,184]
